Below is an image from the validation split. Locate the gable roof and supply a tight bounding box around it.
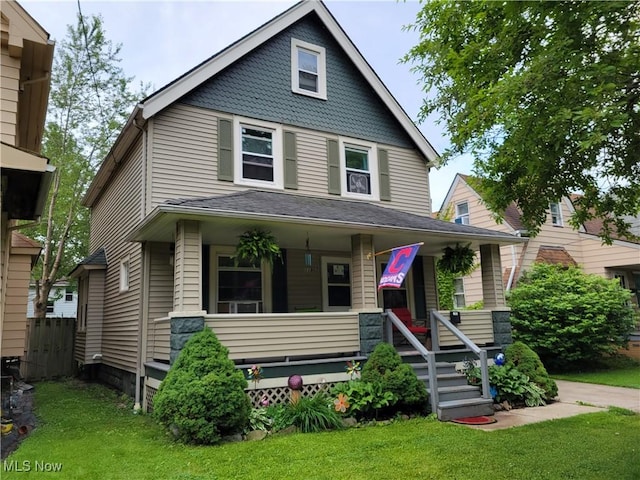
[84,1,437,207]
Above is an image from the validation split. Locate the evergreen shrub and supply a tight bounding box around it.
[505,341,558,399]
[361,343,428,414]
[153,329,251,444]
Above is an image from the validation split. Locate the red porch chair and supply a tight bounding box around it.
[391,307,431,347]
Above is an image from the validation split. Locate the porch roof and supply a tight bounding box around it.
[129,190,525,255]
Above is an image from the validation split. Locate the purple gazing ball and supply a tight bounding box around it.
[288,374,303,390]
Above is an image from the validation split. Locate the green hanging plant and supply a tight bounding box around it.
[438,243,476,275]
[234,228,281,267]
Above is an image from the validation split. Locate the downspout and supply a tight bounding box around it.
[133,118,147,412]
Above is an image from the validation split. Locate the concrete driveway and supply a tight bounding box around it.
[464,379,640,431]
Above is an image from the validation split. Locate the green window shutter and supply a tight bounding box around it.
[284,131,298,190]
[378,148,391,201]
[218,118,233,182]
[327,138,341,195]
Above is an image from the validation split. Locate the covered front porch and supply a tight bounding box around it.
[133,191,523,411]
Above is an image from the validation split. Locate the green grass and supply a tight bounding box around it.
[4,380,640,480]
[552,355,640,389]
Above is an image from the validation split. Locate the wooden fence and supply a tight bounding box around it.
[21,317,75,381]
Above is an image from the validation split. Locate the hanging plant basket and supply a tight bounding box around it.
[439,243,476,275]
[234,228,281,267]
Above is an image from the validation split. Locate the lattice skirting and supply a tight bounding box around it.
[247,382,339,408]
[143,378,341,412]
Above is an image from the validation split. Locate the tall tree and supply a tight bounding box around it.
[405,1,640,243]
[27,9,146,319]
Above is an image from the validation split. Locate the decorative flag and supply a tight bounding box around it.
[378,243,421,290]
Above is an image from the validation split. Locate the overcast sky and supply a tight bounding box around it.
[22,0,473,210]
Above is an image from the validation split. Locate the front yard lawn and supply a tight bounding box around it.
[552,355,640,389]
[5,380,640,480]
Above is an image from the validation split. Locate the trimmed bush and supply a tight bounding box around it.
[508,263,637,370]
[153,329,251,444]
[361,343,428,414]
[505,341,558,399]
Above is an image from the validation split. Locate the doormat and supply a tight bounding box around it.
[451,416,497,425]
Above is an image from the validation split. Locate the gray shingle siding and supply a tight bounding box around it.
[180,14,414,149]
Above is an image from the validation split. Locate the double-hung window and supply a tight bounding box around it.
[234,118,282,188]
[455,202,470,225]
[119,258,130,293]
[550,202,563,226]
[291,38,326,99]
[321,257,351,311]
[216,254,263,314]
[453,278,466,308]
[339,138,379,200]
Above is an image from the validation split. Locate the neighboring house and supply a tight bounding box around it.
[0,0,54,360]
[71,1,523,412]
[441,174,640,310]
[26,281,77,318]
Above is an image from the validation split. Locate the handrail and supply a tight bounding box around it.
[385,309,438,413]
[430,309,491,401]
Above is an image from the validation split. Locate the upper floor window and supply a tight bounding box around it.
[339,138,379,200]
[234,118,283,188]
[550,202,563,226]
[455,202,470,225]
[65,287,74,302]
[291,38,326,100]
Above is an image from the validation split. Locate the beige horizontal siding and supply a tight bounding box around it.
[83,270,105,363]
[206,312,360,360]
[435,310,494,347]
[147,243,174,361]
[2,253,32,356]
[150,105,431,216]
[89,136,144,373]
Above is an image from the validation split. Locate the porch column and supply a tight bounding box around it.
[480,244,506,309]
[351,234,378,311]
[172,220,203,314]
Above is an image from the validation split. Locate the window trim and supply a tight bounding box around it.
[453,277,466,308]
[119,257,130,293]
[291,38,327,100]
[65,287,74,302]
[455,202,470,225]
[550,202,563,226]
[209,246,272,314]
[234,117,283,189]
[339,137,379,200]
[321,256,352,312]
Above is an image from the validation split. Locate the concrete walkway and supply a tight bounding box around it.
[464,380,640,431]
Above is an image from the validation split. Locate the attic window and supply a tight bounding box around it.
[455,202,470,225]
[550,202,563,226]
[291,38,326,100]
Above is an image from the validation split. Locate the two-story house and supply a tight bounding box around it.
[1,0,54,362]
[71,1,523,414]
[441,173,640,310]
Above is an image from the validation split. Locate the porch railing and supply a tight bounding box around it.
[430,309,491,407]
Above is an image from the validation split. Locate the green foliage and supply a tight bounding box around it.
[279,393,343,433]
[436,268,455,310]
[234,228,281,267]
[331,380,395,419]
[247,407,272,432]
[508,263,637,370]
[361,343,428,414]
[438,243,476,275]
[505,341,558,399]
[466,364,546,407]
[26,11,147,318]
[405,1,640,243]
[153,329,251,444]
